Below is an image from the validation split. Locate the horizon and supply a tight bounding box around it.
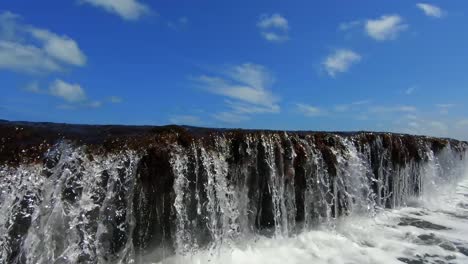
[1,1,468,140]
[1,118,465,143]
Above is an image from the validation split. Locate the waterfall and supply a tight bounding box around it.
[0,125,467,263]
[0,142,140,264]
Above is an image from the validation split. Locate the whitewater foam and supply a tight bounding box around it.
[157,176,468,264]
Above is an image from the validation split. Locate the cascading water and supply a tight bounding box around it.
[0,143,140,264]
[1,123,467,264]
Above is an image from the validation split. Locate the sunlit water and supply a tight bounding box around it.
[159,176,468,264]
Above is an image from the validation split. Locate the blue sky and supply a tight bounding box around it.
[1,1,468,140]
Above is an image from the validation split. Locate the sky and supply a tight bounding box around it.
[1,1,468,140]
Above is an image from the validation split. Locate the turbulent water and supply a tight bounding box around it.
[0,131,467,264]
[163,167,468,264]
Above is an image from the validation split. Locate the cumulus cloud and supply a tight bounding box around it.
[295,103,324,117]
[257,13,289,43]
[416,3,445,18]
[194,63,280,123]
[365,15,408,41]
[334,100,371,112]
[21,79,119,110]
[21,80,110,109]
[81,0,151,21]
[29,29,86,66]
[0,11,86,74]
[0,41,61,73]
[49,79,87,102]
[323,49,361,77]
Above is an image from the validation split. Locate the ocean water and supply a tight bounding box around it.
[159,177,468,264]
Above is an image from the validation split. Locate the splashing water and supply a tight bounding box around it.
[162,137,468,264]
[0,133,467,264]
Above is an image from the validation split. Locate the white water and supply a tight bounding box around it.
[158,138,468,264]
[158,175,468,264]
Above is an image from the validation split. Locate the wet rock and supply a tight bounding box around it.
[398,217,451,230]
[457,246,468,256]
[439,242,457,252]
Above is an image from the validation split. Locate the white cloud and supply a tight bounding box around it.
[365,15,408,41]
[195,63,280,112]
[370,105,417,113]
[0,11,21,40]
[29,29,86,66]
[260,32,288,43]
[81,0,151,21]
[257,13,289,43]
[352,100,371,105]
[436,103,455,108]
[194,63,280,124]
[58,101,102,110]
[108,96,123,103]
[213,111,250,123]
[0,11,86,73]
[334,100,371,112]
[395,118,449,138]
[368,109,467,140]
[169,115,202,126]
[323,49,361,77]
[296,103,324,117]
[22,79,115,109]
[0,41,61,73]
[49,79,87,102]
[225,100,279,114]
[257,13,288,30]
[416,3,444,18]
